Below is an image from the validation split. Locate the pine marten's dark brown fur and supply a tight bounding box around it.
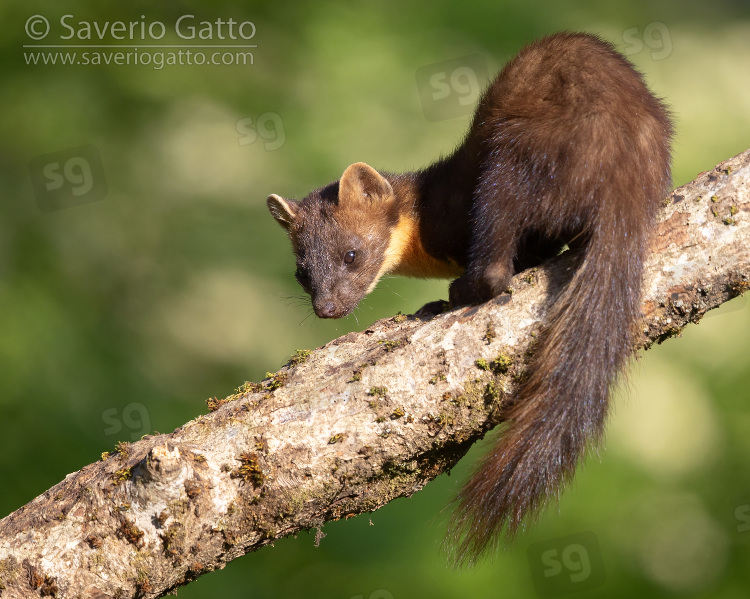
[267,32,673,563]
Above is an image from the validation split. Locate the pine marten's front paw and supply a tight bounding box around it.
[413,300,451,318]
[450,270,513,308]
[449,275,483,307]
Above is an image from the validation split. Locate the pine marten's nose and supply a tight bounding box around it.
[315,301,338,319]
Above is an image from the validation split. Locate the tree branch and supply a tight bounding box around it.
[1,150,749,599]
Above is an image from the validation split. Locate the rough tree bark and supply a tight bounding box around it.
[1,150,749,599]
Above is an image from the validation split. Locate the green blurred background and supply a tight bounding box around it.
[2,0,750,597]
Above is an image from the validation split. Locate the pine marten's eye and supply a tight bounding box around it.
[295,265,310,288]
[344,250,356,264]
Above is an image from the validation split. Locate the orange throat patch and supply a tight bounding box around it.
[368,214,464,292]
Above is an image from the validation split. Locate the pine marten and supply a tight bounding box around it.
[267,32,673,563]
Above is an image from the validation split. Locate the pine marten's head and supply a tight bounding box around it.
[267,162,400,319]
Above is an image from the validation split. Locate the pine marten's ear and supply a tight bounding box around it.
[339,162,393,203]
[267,194,298,231]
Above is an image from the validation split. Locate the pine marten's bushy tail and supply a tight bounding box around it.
[448,177,667,564]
